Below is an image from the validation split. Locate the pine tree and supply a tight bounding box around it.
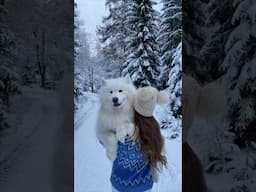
[199,0,234,82]
[0,1,18,104]
[122,0,160,88]
[183,0,208,82]
[0,0,18,141]
[158,0,181,89]
[219,0,256,145]
[183,0,235,83]
[75,3,105,101]
[97,0,128,77]
[168,42,182,129]
[74,3,84,109]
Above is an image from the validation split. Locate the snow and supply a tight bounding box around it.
[75,93,181,192]
[205,148,256,192]
[188,114,256,192]
[1,86,62,192]
[75,94,112,192]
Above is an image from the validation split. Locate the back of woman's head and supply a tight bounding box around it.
[134,110,167,171]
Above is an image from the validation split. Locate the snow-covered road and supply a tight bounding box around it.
[1,87,62,192]
[75,93,181,192]
[75,95,112,192]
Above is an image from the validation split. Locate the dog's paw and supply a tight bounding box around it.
[116,128,127,143]
[106,149,117,161]
[126,123,135,137]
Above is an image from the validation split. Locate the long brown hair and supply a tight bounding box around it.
[134,110,167,170]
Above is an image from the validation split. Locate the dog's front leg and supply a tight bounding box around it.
[105,133,118,161]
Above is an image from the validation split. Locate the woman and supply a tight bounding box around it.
[110,86,169,192]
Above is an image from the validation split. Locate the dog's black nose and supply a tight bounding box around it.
[112,97,118,103]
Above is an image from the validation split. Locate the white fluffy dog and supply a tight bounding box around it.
[96,75,136,160]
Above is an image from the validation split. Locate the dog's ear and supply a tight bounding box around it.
[101,78,107,87]
[124,74,133,84]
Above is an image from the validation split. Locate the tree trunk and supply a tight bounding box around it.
[40,30,46,88]
[35,43,41,85]
[91,68,94,93]
[33,25,46,88]
[89,67,94,93]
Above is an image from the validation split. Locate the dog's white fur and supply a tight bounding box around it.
[96,75,136,160]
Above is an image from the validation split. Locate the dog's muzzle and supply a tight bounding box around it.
[112,97,121,107]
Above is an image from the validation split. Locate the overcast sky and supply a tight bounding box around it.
[75,0,162,55]
[76,0,107,38]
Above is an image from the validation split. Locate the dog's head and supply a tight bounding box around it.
[99,75,136,112]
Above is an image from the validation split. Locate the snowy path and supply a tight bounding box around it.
[75,94,181,192]
[75,95,112,192]
[1,87,61,192]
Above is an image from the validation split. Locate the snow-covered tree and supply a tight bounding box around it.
[160,42,182,132]
[0,1,9,133]
[158,0,181,89]
[4,0,73,89]
[0,1,18,103]
[199,0,234,82]
[75,3,105,101]
[182,1,256,190]
[122,0,161,88]
[74,3,88,108]
[156,0,182,131]
[220,0,256,145]
[97,0,128,77]
[183,0,208,82]
[168,42,182,122]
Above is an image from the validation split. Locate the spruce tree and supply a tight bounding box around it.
[97,0,128,77]
[122,0,160,88]
[158,0,181,89]
[167,42,182,129]
[74,3,85,109]
[0,0,18,144]
[183,0,207,82]
[199,0,234,82]
[220,0,256,145]
[0,1,17,105]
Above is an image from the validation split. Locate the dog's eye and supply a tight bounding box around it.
[119,90,123,93]
[110,91,113,94]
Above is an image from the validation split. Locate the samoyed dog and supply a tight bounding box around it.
[96,75,136,160]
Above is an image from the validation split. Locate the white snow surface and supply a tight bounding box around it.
[75,92,181,192]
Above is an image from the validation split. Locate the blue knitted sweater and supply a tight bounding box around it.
[110,137,153,192]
